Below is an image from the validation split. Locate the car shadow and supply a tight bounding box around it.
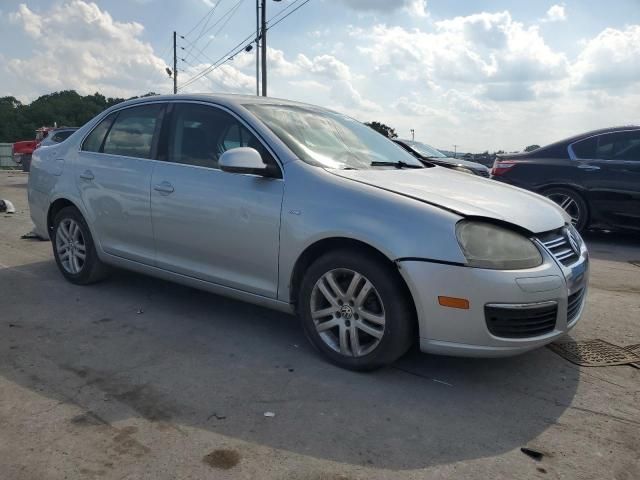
[1,260,580,470]
[582,229,640,263]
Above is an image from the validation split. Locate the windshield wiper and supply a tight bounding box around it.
[370,161,423,169]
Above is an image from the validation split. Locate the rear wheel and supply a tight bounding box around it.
[52,207,108,284]
[299,250,415,371]
[543,188,589,232]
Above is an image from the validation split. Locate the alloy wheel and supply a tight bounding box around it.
[55,218,87,274]
[310,268,386,357]
[546,192,581,226]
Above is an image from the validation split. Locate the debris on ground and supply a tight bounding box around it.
[202,449,241,470]
[207,412,226,421]
[263,411,275,418]
[0,199,16,214]
[521,447,544,461]
[20,231,43,240]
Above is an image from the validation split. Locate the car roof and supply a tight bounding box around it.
[107,93,332,113]
[552,125,640,146]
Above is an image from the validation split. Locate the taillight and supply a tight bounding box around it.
[491,160,517,176]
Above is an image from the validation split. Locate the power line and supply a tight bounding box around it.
[198,0,246,54]
[266,0,312,30]
[265,0,304,28]
[183,0,224,39]
[178,32,255,91]
[178,0,313,93]
[182,0,245,62]
[183,0,226,62]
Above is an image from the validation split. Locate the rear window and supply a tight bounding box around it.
[83,114,116,152]
[102,104,162,159]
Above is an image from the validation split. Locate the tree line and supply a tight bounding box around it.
[0,90,157,143]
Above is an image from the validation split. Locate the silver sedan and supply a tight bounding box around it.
[27,94,589,370]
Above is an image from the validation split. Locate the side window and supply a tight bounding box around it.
[168,103,277,170]
[82,114,116,152]
[603,131,640,161]
[103,104,162,159]
[574,131,640,161]
[572,137,597,159]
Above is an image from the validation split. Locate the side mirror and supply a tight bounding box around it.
[219,147,270,176]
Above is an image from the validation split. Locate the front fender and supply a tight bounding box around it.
[277,163,466,302]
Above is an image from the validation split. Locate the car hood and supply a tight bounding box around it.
[330,167,567,234]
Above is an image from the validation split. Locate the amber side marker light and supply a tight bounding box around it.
[438,296,470,309]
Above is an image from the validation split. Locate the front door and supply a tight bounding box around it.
[77,104,164,264]
[150,102,284,298]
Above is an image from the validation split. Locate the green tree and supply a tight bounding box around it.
[524,144,540,152]
[0,90,134,143]
[365,121,398,138]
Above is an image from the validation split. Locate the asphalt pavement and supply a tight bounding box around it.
[1,171,638,479]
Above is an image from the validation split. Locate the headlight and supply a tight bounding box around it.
[451,166,475,175]
[456,221,542,269]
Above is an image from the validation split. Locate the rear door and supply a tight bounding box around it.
[150,102,284,298]
[77,103,164,264]
[571,130,640,229]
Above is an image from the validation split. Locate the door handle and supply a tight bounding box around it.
[154,181,175,194]
[578,165,600,171]
[79,170,94,181]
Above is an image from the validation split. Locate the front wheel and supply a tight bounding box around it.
[543,188,589,232]
[299,250,415,371]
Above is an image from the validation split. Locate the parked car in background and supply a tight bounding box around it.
[28,94,588,370]
[394,139,491,177]
[12,126,76,171]
[492,126,640,232]
[36,127,79,149]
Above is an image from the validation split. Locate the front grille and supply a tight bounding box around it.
[485,302,558,339]
[567,289,585,324]
[538,228,580,266]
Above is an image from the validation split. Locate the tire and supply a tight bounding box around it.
[542,187,589,232]
[299,249,416,371]
[52,206,109,285]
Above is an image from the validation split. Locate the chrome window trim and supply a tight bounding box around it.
[78,99,285,176]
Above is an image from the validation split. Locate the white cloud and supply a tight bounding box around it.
[340,0,427,17]
[355,10,569,110]
[544,4,567,22]
[9,4,43,38]
[572,25,640,90]
[5,1,167,97]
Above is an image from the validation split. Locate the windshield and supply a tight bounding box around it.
[403,140,446,158]
[245,104,423,170]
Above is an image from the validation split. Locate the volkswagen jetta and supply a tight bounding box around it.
[28,94,589,370]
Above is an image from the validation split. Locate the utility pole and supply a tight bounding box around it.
[256,0,260,96]
[260,0,267,96]
[173,31,178,94]
[453,144,459,158]
[410,129,415,141]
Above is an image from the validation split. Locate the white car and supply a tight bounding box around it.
[27,94,589,370]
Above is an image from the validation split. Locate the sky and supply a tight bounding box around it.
[0,0,639,152]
